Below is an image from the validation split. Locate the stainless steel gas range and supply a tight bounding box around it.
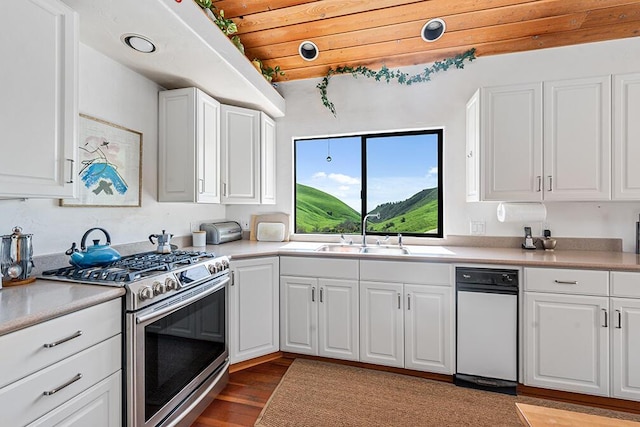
[43,250,230,427]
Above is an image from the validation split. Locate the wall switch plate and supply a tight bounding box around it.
[470,221,485,235]
[240,218,250,230]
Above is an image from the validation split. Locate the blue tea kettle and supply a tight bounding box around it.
[66,227,121,268]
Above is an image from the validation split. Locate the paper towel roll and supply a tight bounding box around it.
[497,202,547,223]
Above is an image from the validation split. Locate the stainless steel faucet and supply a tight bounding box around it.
[362,213,380,247]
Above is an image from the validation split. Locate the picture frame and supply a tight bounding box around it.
[61,114,142,207]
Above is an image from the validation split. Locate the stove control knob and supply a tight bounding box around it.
[221,259,229,269]
[139,286,154,301]
[215,262,224,273]
[165,278,178,291]
[153,281,167,296]
[208,264,217,274]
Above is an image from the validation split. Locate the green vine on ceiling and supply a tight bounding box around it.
[317,48,477,117]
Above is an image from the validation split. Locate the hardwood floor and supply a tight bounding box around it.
[191,358,292,427]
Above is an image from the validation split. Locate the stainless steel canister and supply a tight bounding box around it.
[1,226,34,282]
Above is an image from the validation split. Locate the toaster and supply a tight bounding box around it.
[200,221,242,244]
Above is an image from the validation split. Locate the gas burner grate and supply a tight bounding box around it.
[42,250,216,284]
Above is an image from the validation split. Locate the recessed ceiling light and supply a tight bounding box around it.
[121,34,156,53]
[299,41,319,61]
[421,18,446,42]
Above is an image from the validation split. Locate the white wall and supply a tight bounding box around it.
[229,37,640,252]
[0,44,225,255]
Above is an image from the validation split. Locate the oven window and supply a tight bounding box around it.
[144,287,226,421]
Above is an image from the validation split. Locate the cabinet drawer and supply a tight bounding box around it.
[524,268,608,295]
[0,299,121,388]
[280,256,358,280]
[0,335,121,427]
[611,271,640,298]
[360,260,452,285]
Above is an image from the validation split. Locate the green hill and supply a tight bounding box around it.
[296,183,360,233]
[369,187,439,234]
[295,183,439,234]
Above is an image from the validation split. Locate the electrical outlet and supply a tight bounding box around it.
[241,218,250,230]
[470,221,486,235]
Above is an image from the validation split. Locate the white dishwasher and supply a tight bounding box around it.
[455,267,519,395]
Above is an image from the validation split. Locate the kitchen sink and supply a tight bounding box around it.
[360,246,410,255]
[315,244,362,253]
[315,244,410,255]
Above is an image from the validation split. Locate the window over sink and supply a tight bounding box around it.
[294,129,443,237]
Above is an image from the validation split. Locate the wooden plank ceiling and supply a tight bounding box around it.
[209,0,640,82]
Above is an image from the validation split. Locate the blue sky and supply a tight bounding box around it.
[296,133,439,212]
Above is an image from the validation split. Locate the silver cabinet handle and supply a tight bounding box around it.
[602,308,608,328]
[616,309,622,329]
[548,175,553,192]
[43,373,82,396]
[554,280,577,285]
[44,330,82,348]
[199,178,204,194]
[223,182,227,197]
[536,176,541,192]
[407,294,411,310]
[66,159,74,184]
[230,270,235,286]
[312,287,315,302]
[397,292,401,309]
[320,287,323,303]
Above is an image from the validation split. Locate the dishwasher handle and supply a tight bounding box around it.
[457,282,518,295]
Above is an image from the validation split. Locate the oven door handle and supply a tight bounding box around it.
[136,277,229,325]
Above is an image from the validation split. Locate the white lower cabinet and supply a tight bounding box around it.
[524,292,609,396]
[229,257,279,364]
[280,257,359,361]
[359,261,454,374]
[27,372,121,427]
[611,298,640,401]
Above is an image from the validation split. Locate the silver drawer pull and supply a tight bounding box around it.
[43,373,82,396]
[43,330,82,348]
[554,280,577,285]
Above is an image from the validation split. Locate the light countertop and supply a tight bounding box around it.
[191,240,640,272]
[0,281,124,336]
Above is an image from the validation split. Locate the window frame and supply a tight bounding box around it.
[293,128,444,238]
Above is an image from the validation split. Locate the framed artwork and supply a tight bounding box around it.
[61,114,142,207]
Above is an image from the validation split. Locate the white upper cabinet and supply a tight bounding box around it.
[221,105,276,204]
[613,73,640,200]
[467,75,612,202]
[158,87,221,203]
[0,0,78,198]
[543,76,611,201]
[480,83,543,201]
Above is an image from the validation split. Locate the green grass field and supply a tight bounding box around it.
[295,183,439,234]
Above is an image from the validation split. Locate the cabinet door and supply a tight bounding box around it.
[280,276,317,355]
[611,298,640,401]
[481,83,543,201]
[405,284,453,374]
[318,278,359,361]
[221,105,261,204]
[0,0,78,198]
[543,76,611,201]
[465,89,480,202]
[359,281,404,368]
[524,292,609,396]
[261,113,277,204]
[613,73,640,200]
[196,90,221,203]
[27,372,121,427]
[229,257,279,363]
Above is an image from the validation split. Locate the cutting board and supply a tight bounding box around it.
[250,213,290,241]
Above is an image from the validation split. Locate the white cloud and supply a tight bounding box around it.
[312,172,327,179]
[328,173,360,185]
[427,166,438,175]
